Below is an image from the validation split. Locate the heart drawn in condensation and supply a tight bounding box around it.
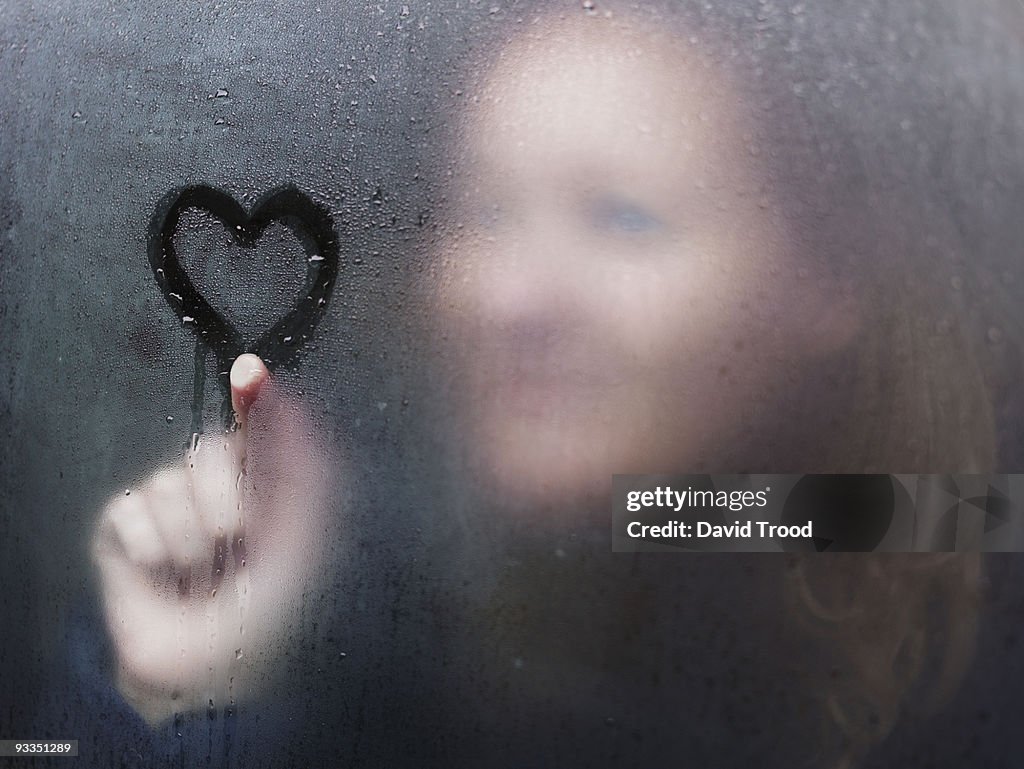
[147,184,340,383]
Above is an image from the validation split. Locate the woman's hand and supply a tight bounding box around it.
[92,354,330,726]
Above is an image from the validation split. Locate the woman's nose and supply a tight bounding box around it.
[469,214,585,324]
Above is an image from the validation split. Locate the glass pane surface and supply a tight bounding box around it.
[1,1,1022,767]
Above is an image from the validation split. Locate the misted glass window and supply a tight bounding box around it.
[1,1,1022,767]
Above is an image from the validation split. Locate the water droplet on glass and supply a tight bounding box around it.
[166,415,174,423]
[235,648,243,659]
[215,88,229,98]
[124,489,131,496]
[308,254,325,262]
[71,110,82,119]
[214,117,226,125]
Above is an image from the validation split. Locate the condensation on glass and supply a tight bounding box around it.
[1,1,1022,767]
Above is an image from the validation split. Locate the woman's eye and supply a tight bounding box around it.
[587,197,665,235]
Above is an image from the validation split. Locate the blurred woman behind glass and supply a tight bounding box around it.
[426,2,1021,765]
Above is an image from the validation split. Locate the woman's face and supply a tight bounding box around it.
[436,17,846,504]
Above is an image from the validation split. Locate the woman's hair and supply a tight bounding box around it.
[784,553,984,768]
[429,1,1021,765]
[656,1,1016,764]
